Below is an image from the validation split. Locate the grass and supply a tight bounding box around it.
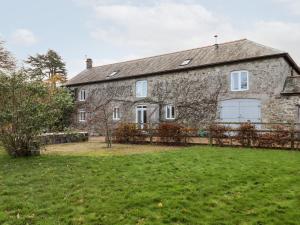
[0,143,300,225]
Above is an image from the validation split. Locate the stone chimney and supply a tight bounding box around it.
[86,58,93,69]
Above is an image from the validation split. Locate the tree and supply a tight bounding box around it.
[85,85,132,148]
[85,76,224,147]
[25,49,67,85]
[0,40,15,70]
[142,76,224,125]
[49,87,75,132]
[0,70,74,157]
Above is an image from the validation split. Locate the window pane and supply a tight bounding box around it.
[231,73,239,90]
[166,106,170,118]
[142,81,147,97]
[80,90,86,101]
[171,106,175,118]
[137,110,142,123]
[240,72,248,90]
[143,110,147,123]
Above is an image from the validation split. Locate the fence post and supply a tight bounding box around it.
[290,121,295,150]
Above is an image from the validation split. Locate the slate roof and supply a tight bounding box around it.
[281,76,300,95]
[67,39,300,86]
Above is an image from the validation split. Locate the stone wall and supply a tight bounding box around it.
[70,56,300,134]
[40,132,89,145]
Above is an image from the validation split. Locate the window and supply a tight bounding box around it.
[136,80,148,97]
[79,110,86,122]
[79,89,86,101]
[231,71,249,91]
[165,105,175,120]
[113,107,120,120]
[180,59,192,66]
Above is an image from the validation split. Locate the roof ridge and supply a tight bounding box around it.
[92,38,248,69]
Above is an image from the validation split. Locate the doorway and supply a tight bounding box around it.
[136,106,147,128]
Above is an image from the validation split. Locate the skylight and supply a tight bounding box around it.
[107,71,118,78]
[180,59,192,66]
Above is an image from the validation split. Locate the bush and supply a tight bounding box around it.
[157,123,184,144]
[114,123,146,144]
[257,125,290,148]
[208,124,229,146]
[236,123,258,147]
[0,71,74,157]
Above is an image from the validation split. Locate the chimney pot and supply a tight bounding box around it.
[86,58,93,69]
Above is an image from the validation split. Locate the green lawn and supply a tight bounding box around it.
[0,144,300,225]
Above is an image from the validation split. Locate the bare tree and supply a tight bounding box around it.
[84,75,224,146]
[142,76,225,126]
[0,40,15,70]
[85,84,132,148]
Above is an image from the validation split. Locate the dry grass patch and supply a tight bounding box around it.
[43,141,179,156]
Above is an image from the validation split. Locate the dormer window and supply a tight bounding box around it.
[107,71,119,78]
[180,59,192,66]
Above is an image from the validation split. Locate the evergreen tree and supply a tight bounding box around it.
[25,49,67,85]
[0,40,15,70]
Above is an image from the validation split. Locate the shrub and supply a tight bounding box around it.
[209,124,229,146]
[114,123,146,144]
[157,123,183,144]
[0,71,74,157]
[236,123,258,147]
[257,125,290,148]
[273,125,290,147]
[257,133,274,148]
[180,127,198,144]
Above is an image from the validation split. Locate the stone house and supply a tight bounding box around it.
[66,39,300,133]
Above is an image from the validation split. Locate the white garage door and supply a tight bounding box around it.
[220,99,261,123]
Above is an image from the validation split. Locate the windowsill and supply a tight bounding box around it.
[165,118,175,120]
[231,89,249,92]
[79,120,87,123]
[113,118,121,121]
[78,100,86,102]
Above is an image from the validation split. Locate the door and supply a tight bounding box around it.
[220,99,261,123]
[136,106,147,128]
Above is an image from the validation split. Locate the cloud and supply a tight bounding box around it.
[73,0,300,69]
[11,29,37,46]
[88,2,239,55]
[247,21,300,64]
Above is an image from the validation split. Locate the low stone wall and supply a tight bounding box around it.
[40,132,89,145]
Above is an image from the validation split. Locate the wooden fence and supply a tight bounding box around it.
[112,122,300,150]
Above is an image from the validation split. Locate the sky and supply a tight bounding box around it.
[1,0,300,79]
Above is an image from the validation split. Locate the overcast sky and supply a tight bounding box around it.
[1,0,300,78]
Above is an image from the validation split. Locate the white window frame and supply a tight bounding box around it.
[79,110,87,122]
[231,71,249,91]
[136,80,148,98]
[79,89,87,101]
[165,105,175,120]
[113,107,120,120]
